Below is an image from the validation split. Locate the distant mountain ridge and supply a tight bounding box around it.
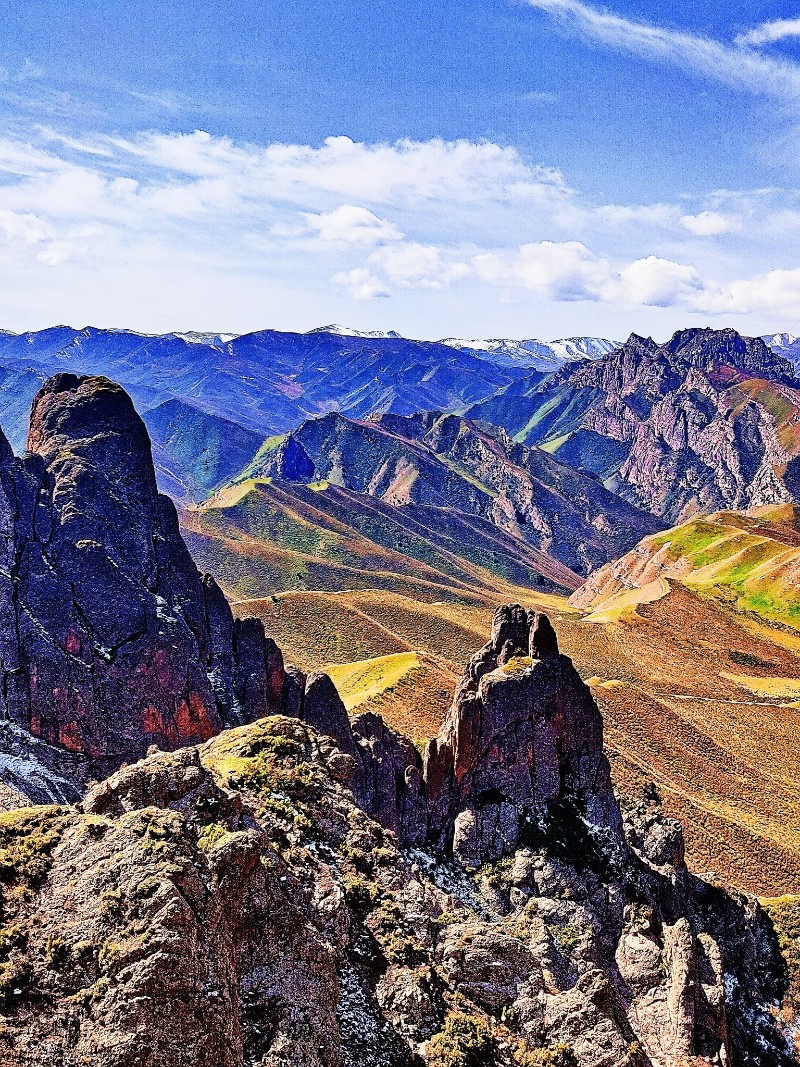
[469,327,800,524]
[240,409,663,575]
[0,324,532,450]
[3,322,800,528]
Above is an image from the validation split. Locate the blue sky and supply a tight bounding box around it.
[2,0,800,340]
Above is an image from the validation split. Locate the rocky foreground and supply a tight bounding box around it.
[0,374,791,1065]
[0,606,791,1067]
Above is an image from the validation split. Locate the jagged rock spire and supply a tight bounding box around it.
[423,604,621,867]
[0,374,306,784]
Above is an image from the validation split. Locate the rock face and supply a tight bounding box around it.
[469,327,800,524]
[423,606,622,868]
[0,374,306,784]
[0,623,791,1067]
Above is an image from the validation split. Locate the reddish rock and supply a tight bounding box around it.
[424,605,621,865]
[0,374,298,783]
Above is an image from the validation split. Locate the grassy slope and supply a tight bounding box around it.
[181,477,581,603]
[561,504,800,895]
[581,504,800,631]
[237,580,800,899]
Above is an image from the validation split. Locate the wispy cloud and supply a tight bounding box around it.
[525,0,800,103]
[3,123,800,329]
[737,18,800,48]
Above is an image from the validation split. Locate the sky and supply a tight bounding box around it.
[3,1,800,340]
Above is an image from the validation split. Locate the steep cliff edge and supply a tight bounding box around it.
[0,374,320,788]
[0,609,790,1067]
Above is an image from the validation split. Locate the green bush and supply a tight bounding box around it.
[514,1044,577,1067]
[428,1012,494,1067]
[344,877,377,912]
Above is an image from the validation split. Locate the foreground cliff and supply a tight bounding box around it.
[0,608,791,1067]
[0,374,326,793]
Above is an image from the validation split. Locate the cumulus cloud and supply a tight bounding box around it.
[471,242,705,309]
[701,267,800,317]
[606,257,704,308]
[4,124,800,329]
[333,267,391,300]
[301,205,404,244]
[680,210,742,236]
[370,242,470,289]
[473,241,607,300]
[0,209,51,245]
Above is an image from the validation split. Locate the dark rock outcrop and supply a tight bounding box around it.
[0,374,311,783]
[423,606,622,867]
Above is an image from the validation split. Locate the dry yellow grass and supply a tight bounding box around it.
[326,652,421,711]
[720,673,800,698]
[233,579,800,897]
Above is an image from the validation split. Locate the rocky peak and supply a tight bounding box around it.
[665,326,795,381]
[423,606,622,868]
[0,374,326,788]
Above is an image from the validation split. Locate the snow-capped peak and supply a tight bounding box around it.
[174,331,239,346]
[763,332,799,349]
[439,335,619,371]
[307,324,402,339]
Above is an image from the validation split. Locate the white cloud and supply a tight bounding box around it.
[737,18,800,48]
[302,205,404,244]
[525,0,800,102]
[0,209,51,245]
[680,210,742,236]
[473,241,609,300]
[472,242,704,309]
[333,267,391,300]
[701,267,800,317]
[605,257,704,308]
[108,131,571,207]
[5,124,800,331]
[370,242,470,289]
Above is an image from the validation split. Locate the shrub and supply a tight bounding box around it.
[45,934,69,968]
[549,921,585,956]
[0,808,68,896]
[428,1012,494,1067]
[197,822,228,852]
[514,1044,577,1067]
[344,877,377,912]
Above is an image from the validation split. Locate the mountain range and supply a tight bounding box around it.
[0,325,619,453]
[0,354,796,1062]
[469,328,800,523]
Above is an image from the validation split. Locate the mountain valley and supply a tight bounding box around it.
[0,329,797,1062]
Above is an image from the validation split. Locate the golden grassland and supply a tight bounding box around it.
[326,652,421,711]
[237,580,800,898]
